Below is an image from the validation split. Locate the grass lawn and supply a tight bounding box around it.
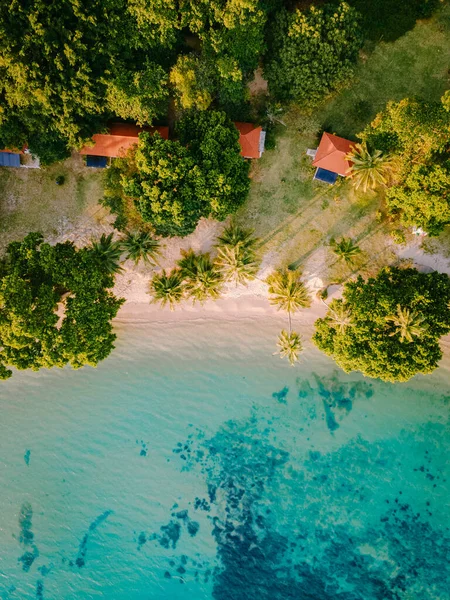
[0,155,107,253]
[236,3,450,287]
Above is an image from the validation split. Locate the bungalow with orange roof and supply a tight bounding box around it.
[79,123,169,167]
[234,122,266,159]
[308,132,356,184]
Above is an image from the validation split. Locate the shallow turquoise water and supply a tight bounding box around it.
[0,319,449,600]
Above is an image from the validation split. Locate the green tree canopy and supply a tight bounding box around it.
[386,162,450,236]
[0,0,171,157]
[0,233,124,380]
[359,96,450,234]
[264,2,362,103]
[359,97,450,160]
[313,267,450,382]
[107,111,250,237]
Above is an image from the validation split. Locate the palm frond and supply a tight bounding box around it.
[215,245,260,285]
[90,233,123,274]
[266,269,311,314]
[346,142,393,193]
[150,269,184,310]
[178,250,223,304]
[385,304,427,343]
[123,231,160,266]
[277,329,303,366]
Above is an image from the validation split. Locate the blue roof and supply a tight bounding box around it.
[0,152,21,167]
[86,155,107,168]
[314,167,338,184]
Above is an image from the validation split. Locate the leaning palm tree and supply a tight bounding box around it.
[178,249,223,304]
[150,269,185,311]
[267,268,311,325]
[267,268,310,365]
[385,305,427,343]
[216,223,259,253]
[331,237,362,266]
[277,330,303,366]
[326,301,353,333]
[346,142,392,192]
[122,231,161,266]
[90,233,123,274]
[215,245,260,286]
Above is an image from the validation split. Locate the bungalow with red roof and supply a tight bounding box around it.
[79,123,169,167]
[234,122,266,159]
[309,132,356,184]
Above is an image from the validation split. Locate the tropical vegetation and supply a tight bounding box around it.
[264,2,362,103]
[0,233,123,380]
[313,267,450,382]
[346,143,392,192]
[215,224,260,285]
[359,95,450,235]
[331,238,362,266]
[122,231,160,266]
[104,111,249,237]
[267,269,311,365]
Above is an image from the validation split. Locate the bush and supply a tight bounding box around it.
[264,2,363,103]
[313,267,450,382]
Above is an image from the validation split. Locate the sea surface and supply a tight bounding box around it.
[0,318,449,600]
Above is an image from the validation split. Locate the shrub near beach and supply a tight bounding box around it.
[0,233,124,380]
[313,267,450,382]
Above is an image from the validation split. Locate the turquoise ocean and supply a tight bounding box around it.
[1,318,449,600]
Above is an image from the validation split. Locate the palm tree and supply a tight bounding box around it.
[90,233,123,274]
[178,249,223,304]
[216,223,259,253]
[331,237,362,266]
[385,304,427,343]
[215,245,259,286]
[267,268,311,325]
[277,330,303,366]
[122,231,161,266]
[346,142,392,192]
[150,269,185,310]
[267,268,310,365]
[327,301,353,333]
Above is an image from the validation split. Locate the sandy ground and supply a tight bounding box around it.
[49,211,450,347]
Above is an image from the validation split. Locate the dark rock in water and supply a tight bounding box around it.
[36,580,44,600]
[74,511,112,568]
[187,520,200,537]
[24,449,31,466]
[164,571,171,579]
[175,509,189,520]
[18,551,38,572]
[137,532,147,548]
[272,386,289,404]
[159,521,181,549]
[177,565,186,574]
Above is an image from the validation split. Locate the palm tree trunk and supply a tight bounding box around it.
[288,310,292,335]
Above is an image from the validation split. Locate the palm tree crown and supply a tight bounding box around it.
[215,245,259,286]
[277,330,303,366]
[90,233,123,274]
[178,250,223,304]
[327,301,353,333]
[123,231,160,266]
[385,304,427,343]
[150,269,184,311]
[216,223,259,253]
[346,142,392,193]
[331,237,362,265]
[266,269,311,315]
